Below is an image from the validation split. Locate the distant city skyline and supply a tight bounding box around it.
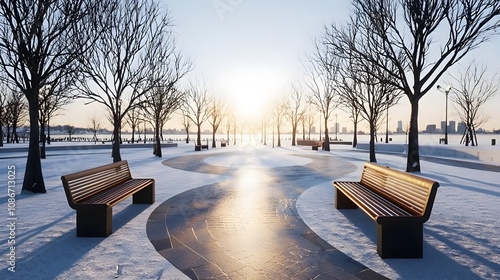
[53,1,500,132]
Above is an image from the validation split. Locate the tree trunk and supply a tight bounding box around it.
[40,123,46,159]
[277,125,281,147]
[212,130,216,148]
[0,124,3,147]
[22,94,46,193]
[352,119,358,148]
[197,124,201,146]
[47,122,51,144]
[323,116,330,151]
[406,99,420,172]
[369,120,377,162]
[263,125,266,145]
[153,120,161,157]
[291,125,297,146]
[12,122,18,143]
[112,117,122,162]
[6,125,11,143]
[131,126,135,143]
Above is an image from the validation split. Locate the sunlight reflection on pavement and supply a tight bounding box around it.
[147,147,387,279]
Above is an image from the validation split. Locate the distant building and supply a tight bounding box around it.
[457,122,466,134]
[397,120,403,134]
[441,121,447,133]
[310,126,316,134]
[330,123,339,134]
[449,121,456,133]
[425,124,437,133]
[342,127,347,134]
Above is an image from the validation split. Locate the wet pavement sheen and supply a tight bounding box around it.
[147,149,388,279]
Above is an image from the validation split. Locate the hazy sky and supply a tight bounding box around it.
[56,1,500,132]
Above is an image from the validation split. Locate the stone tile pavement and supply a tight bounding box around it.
[147,150,389,279]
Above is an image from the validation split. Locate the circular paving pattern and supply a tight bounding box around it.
[147,149,387,279]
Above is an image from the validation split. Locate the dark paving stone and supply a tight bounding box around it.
[147,149,389,279]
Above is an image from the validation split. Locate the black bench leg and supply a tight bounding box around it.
[76,206,112,237]
[335,188,358,209]
[133,182,155,204]
[377,222,423,258]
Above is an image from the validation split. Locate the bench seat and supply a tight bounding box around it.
[77,179,154,206]
[334,181,412,219]
[333,162,439,258]
[61,161,155,237]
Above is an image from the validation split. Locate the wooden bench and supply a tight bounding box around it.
[312,141,323,150]
[333,162,439,258]
[61,160,155,237]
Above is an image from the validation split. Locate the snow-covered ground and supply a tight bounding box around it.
[0,142,499,279]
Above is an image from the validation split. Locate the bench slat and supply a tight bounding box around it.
[61,161,133,205]
[359,164,435,216]
[335,182,411,218]
[80,179,153,206]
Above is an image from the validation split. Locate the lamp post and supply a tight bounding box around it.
[437,85,451,145]
[385,95,389,143]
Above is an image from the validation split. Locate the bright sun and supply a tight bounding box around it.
[222,67,286,120]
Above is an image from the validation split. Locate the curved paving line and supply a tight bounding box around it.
[147,151,388,280]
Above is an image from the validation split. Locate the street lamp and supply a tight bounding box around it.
[437,85,451,145]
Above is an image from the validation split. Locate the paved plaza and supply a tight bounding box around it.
[147,151,386,279]
[1,142,499,279]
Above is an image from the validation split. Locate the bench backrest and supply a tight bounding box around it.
[61,161,132,208]
[360,162,439,220]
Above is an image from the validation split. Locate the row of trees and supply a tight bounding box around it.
[0,87,27,145]
[299,0,500,171]
[0,0,194,194]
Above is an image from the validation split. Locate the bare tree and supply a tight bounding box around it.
[180,110,192,143]
[183,80,211,146]
[353,57,401,161]
[65,125,75,142]
[447,62,499,146]
[88,115,102,144]
[271,96,288,147]
[208,97,227,148]
[232,116,238,145]
[143,86,185,157]
[259,114,270,145]
[329,21,401,155]
[223,111,235,145]
[141,32,190,156]
[287,83,306,146]
[339,94,361,148]
[125,107,141,143]
[39,78,75,158]
[0,0,104,193]
[77,0,172,162]
[304,40,341,151]
[304,105,317,140]
[331,0,500,172]
[5,90,27,143]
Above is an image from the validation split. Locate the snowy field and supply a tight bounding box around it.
[0,142,499,279]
